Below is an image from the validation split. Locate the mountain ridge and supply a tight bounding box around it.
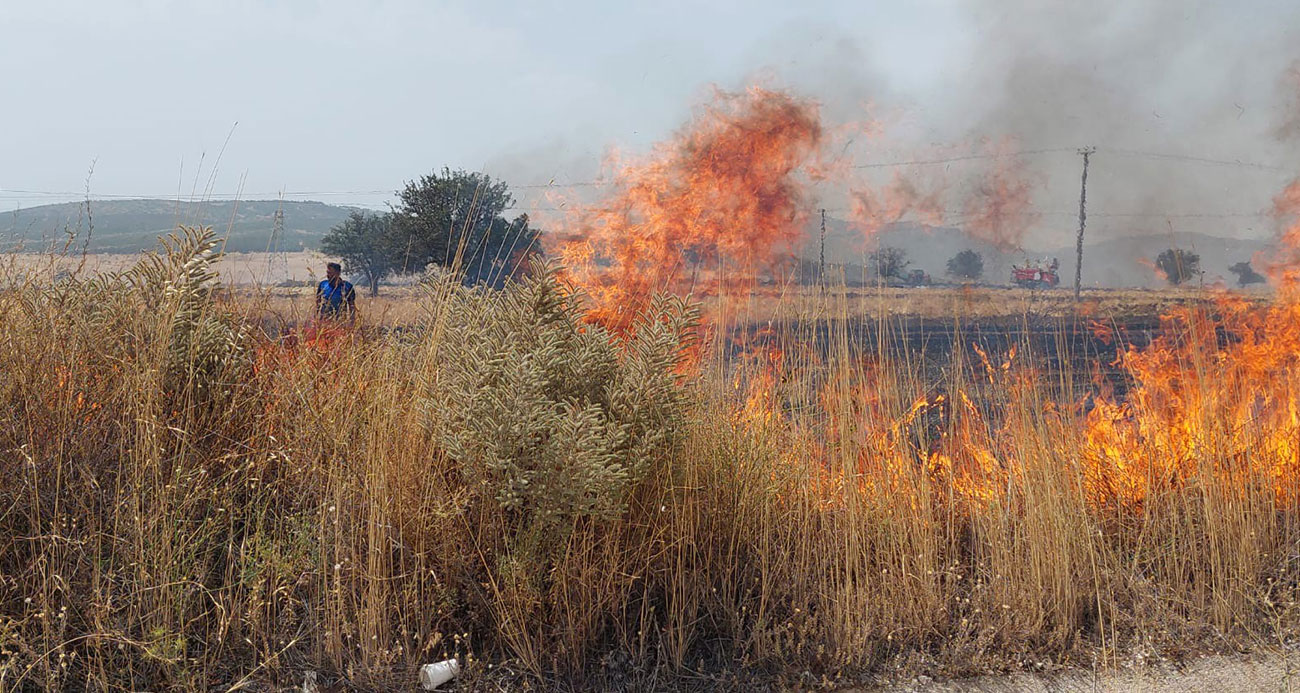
[2,198,359,254]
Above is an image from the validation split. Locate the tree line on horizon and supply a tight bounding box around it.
[862,245,1266,287]
[1155,248,1266,287]
[321,170,1270,294]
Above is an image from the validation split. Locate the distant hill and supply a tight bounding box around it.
[803,217,1272,288]
[1044,232,1270,288]
[3,199,1273,288]
[1,199,358,253]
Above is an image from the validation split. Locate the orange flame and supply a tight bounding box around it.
[551,86,824,331]
[961,143,1039,251]
[848,173,944,241]
[1264,179,1300,289]
[536,72,1300,517]
[1076,183,1300,508]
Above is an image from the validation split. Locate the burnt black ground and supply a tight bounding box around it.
[729,314,1166,400]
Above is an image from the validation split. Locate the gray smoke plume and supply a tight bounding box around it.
[956,0,1298,240]
[498,2,1300,286]
[789,1,1300,285]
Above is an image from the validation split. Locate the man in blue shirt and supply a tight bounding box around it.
[316,262,357,323]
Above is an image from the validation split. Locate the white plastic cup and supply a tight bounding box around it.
[419,659,461,690]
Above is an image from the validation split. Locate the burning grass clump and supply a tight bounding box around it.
[2,231,1300,690]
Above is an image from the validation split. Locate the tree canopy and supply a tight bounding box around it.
[870,247,909,280]
[1229,260,1266,287]
[1155,248,1201,285]
[394,168,540,287]
[320,211,402,296]
[946,249,984,281]
[317,170,542,294]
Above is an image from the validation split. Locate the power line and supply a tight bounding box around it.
[0,188,393,198]
[455,149,1075,183]
[1096,147,1291,172]
[851,147,1077,169]
[4,194,1257,220]
[513,181,608,189]
[513,147,1079,185]
[847,146,1293,172]
[0,146,1117,200]
[3,142,1293,204]
[816,209,1270,219]
[1087,211,1270,219]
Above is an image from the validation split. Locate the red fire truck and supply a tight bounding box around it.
[1011,258,1060,289]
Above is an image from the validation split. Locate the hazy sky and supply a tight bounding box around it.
[4,0,1300,246]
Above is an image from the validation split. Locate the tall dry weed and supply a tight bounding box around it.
[0,232,1297,690]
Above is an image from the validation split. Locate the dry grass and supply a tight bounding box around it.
[0,250,329,286]
[721,284,1263,322]
[1,235,1297,691]
[224,284,1245,332]
[4,249,1252,326]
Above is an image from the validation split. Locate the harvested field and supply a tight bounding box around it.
[1,249,328,286]
[227,282,1237,401]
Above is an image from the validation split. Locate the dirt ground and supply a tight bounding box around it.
[874,651,1297,693]
[1,250,328,285]
[3,252,1261,320]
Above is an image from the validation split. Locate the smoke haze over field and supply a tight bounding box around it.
[949,1,1300,245]
[4,0,1300,265]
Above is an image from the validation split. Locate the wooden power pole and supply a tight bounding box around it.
[266,194,287,284]
[1073,147,1096,301]
[819,208,827,292]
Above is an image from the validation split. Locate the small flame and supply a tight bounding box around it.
[961,142,1039,251]
[848,173,944,242]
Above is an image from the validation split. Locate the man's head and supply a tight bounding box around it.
[326,262,341,281]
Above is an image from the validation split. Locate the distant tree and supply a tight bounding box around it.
[1228,260,1266,287]
[1155,248,1201,285]
[394,168,540,287]
[870,246,909,280]
[320,211,401,296]
[946,249,984,281]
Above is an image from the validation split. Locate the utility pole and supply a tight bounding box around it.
[819,208,827,292]
[1073,147,1096,301]
[267,193,287,285]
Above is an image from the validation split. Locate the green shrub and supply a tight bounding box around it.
[426,265,698,543]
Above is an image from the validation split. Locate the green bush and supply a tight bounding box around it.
[426,265,698,544]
